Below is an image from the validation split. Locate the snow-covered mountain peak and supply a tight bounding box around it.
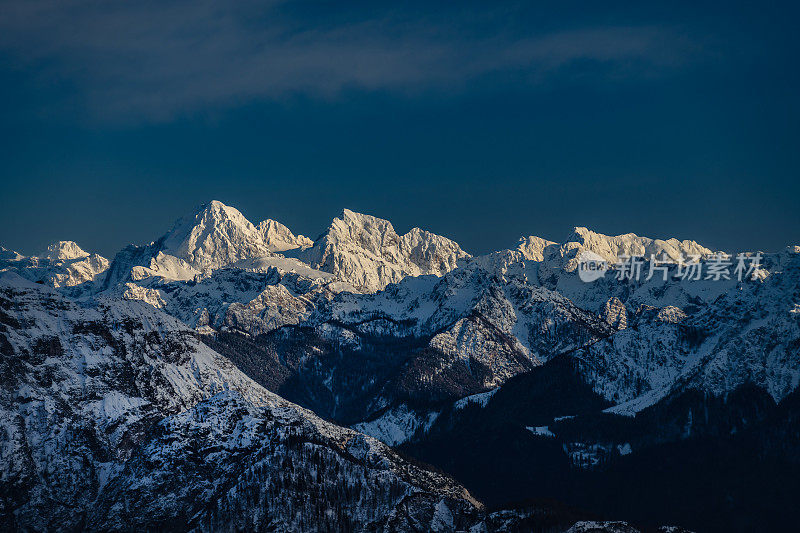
[564,226,712,264]
[329,208,397,247]
[159,200,274,271]
[39,240,90,261]
[103,202,317,285]
[517,236,558,261]
[256,218,313,251]
[0,241,108,288]
[300,209,471,291]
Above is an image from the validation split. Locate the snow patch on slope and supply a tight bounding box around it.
[353,404,439,446]
[454,388,498,410]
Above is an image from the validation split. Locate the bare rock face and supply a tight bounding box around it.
[300,209,471,291]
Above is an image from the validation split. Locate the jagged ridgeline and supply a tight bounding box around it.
[1,200,798,532]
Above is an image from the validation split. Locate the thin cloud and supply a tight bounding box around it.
[0,1,702,121]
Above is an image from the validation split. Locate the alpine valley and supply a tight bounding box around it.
[1,200,798,532]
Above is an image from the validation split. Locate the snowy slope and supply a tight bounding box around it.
[591,248,800,415]
[206,259,615,427]
[117,260,350,336]
[455,241,800,418]
[324,259,613,364]
[0,272,491,531]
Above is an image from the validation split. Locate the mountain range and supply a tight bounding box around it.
[1,200,798,532]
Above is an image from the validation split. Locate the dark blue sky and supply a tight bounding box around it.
[1,1,798,257]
